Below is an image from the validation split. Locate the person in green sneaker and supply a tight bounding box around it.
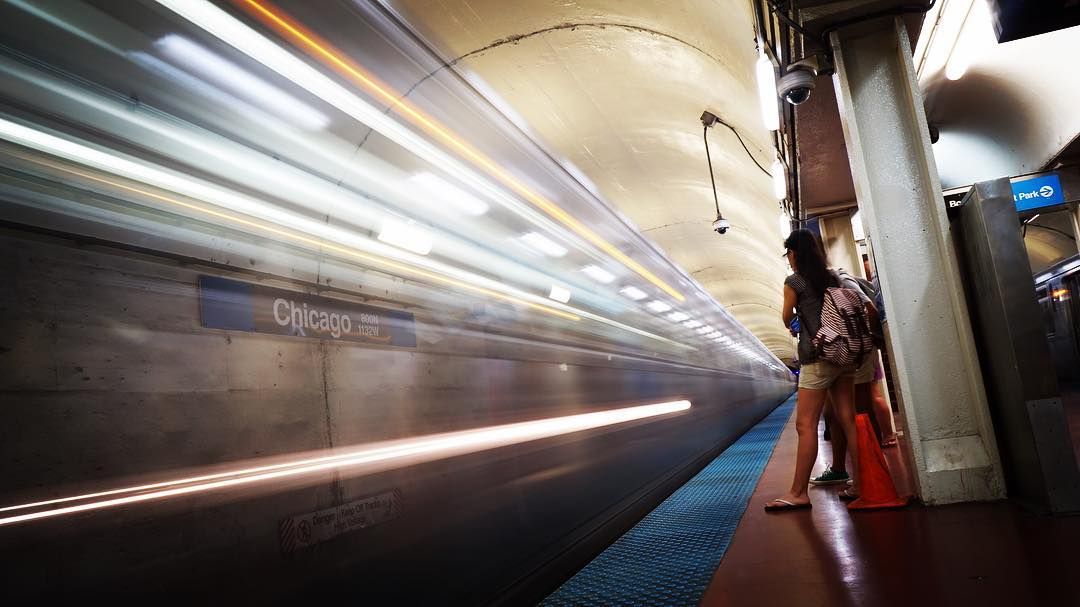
[810,466,850,485]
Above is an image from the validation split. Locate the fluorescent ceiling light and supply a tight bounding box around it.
[548,285,571,303]
[772,158,787,200]
[851,209,865,241]
[915,0,995,81]
[155,34,329,130]
[377,219,433,255]
[581,265,616,284]
[646,300,672,313]
[520,232,568,257]
[944,0,994,81]
[683,320,703,329]
[620,286,648,301]
[695,325,714,334]
[756,50,779,131]
[0,399,690,527]
[667,312,690,322]
[409,172,489,216]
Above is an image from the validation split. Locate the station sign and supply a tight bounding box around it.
[279,490,403,554]
[1011,173,1065,212]
[198,275,417,347]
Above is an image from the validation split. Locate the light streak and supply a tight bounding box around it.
[377,218,434,255]
[0,116,585,320]
[0,400,691,526]
[155,34,329,129]
[165,0,684,301]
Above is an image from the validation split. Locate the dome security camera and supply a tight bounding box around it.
[712,214,730,235]
[777,58,818,106]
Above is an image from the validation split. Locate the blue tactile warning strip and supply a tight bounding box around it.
[540,394,796,607]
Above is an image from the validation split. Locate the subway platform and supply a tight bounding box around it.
[546,396,1080,607]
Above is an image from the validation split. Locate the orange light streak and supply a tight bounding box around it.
[234,0,684,302]
[0,400,690,526]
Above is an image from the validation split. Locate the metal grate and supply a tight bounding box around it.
[541,395,795,607]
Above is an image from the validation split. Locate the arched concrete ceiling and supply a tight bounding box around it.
[386,0,794,362]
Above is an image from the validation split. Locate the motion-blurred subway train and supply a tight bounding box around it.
[0,1,793,603]
[1036,254,1080,386]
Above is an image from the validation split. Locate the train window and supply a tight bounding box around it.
[1038,286,1055,336]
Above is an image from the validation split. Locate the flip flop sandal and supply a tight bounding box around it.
[839,488,859,501]
[764,499,812,512]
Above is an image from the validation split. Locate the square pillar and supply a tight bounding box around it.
[830,18,1006,504]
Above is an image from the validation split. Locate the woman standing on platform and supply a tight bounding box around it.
[765,229,861,511]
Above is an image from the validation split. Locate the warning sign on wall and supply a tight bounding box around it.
[279,489,403,554]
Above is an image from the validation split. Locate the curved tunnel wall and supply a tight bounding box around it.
[0,0,792,602]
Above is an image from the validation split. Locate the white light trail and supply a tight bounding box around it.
[377,218,434,255]
[0,400,691,527]
[155,34,329,129]
[409,172,489,216]
[155,0,686,302]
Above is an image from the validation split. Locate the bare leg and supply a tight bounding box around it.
[828,376,860,495]
[871,380,897,445]
[822,397,847,473]
[766,386,828,507]
[855,381,881,442]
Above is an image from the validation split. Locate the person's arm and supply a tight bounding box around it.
[782,284,797,333]
[865,299,880,326]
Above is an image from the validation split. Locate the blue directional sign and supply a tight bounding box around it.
[1012,173,1065,212]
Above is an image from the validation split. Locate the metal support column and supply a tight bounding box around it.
[830,18,1006,504]
[1072,203,1080,255]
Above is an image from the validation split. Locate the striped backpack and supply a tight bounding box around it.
[812,285,874,367]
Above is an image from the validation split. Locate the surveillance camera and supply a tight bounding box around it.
[777,58,818,106]
[712,215,730,235]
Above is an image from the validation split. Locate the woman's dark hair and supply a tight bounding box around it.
[784,229,836,294]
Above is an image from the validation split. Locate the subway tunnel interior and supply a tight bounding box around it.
[0,0,792,603]
[2,0,1080,604]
